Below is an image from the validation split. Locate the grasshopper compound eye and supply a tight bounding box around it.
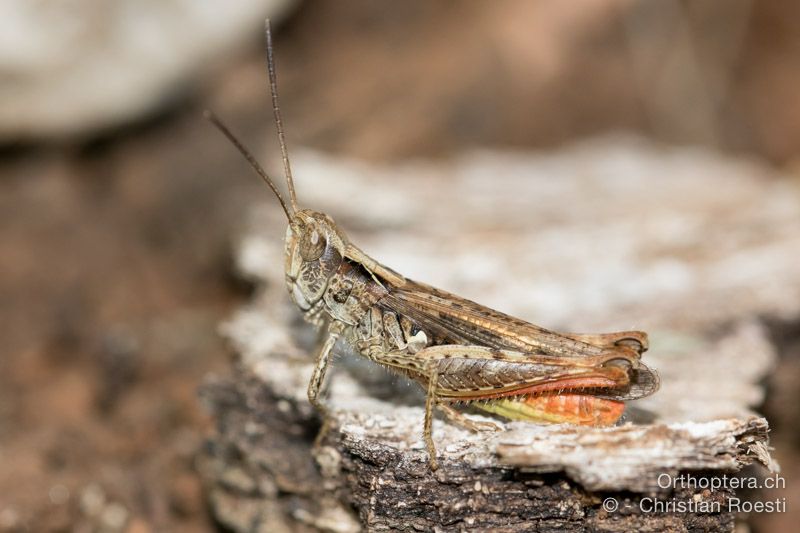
[300,226,326,261]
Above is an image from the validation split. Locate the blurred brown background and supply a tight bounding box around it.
[1,0,799,531]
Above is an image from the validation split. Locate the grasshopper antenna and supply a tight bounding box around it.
[204,110,294,220]
[265,19,299,213]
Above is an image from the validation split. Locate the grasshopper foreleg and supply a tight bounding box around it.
[308,331,340,449]
[308,331,339,413]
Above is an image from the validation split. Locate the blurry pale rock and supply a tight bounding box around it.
[0,0,295,141]
[244,135,800,334]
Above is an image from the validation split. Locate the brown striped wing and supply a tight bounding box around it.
[379,278,660,400]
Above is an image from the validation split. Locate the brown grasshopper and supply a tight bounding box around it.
[207,21,659,470]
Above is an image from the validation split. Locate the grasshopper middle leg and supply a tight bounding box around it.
[420,356,499,471]
[423,368,440,470]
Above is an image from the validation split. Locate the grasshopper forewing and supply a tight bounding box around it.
[207,20,660,470]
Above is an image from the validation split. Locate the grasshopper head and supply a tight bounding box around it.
[284,210,348,311]
[204,113,350,313]
[204,38,351,314]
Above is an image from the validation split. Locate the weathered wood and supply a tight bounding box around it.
[201,138,790,532]
[200,368,752,532]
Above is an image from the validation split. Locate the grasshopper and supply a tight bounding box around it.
[207,21,659,470]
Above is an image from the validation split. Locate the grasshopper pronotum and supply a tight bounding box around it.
[207,21,659,470]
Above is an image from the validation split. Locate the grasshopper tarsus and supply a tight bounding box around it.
[209,19,660,470]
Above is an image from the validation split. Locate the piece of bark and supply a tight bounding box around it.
[200,367,756,533]
[201,137,790,532]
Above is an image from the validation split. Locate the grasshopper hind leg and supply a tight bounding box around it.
[564,331,648,354]
[438,403,501,433]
